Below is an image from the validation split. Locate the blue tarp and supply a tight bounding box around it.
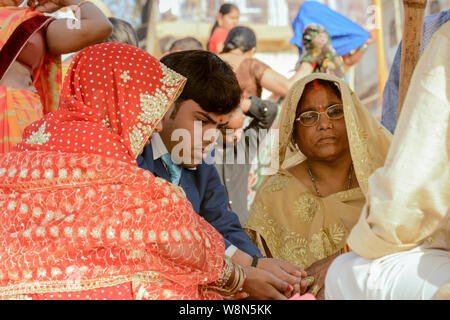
[290,1,370,56]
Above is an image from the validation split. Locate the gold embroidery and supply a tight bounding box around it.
[309,223,347,260]
[246,201,309,268]
[262,173,290,193]
[128,64,185,157]
[293,192,321,223]
[26,122,51,145]
[0,272,163,298]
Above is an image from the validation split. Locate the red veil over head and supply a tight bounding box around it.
[0,43,225,300]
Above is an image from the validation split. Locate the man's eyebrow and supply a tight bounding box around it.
[195,111,217,124]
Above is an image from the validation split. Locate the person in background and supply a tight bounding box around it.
[105,17,139,47]
[168,36,203,53]
[325,21,449,300]
[215,96,278,226]
[219,26,308,99]
[137,50,309,299]
[0,0,112,153]
[290,1,375,79]
[207,3,239,55]
[381,9,449,134]
[245,73,392,299]
[158,35,177,55]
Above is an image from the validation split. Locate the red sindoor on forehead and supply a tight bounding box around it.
[312,80,322,91]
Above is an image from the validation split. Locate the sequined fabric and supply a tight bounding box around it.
[0,43,225,300]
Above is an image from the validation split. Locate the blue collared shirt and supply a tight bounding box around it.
[382,10,450,134]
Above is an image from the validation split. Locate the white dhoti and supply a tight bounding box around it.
[324,246,450,300]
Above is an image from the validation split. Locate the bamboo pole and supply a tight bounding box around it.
[145,0,159,55]
[397,0,427,120]
[374,0,388,107]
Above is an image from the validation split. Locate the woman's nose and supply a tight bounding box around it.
[317,113,331,130]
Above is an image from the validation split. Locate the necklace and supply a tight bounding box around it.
[307,162,353,197]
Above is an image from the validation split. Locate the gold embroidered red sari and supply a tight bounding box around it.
[0,43,225,300]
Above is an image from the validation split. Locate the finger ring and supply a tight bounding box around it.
[304,276,315,285]
[310,284,320,296]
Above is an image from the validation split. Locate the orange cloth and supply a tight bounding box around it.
[0,87,42,153]
[0,7,62,153]
[0,43,225,300]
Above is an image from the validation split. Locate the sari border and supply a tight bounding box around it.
[0,272,163,297]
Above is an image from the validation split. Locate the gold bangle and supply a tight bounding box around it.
[205,257,234,292]
[207,264,241,296]
[229,265,246,295]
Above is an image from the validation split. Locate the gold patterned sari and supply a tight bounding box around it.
[245,73,392,269]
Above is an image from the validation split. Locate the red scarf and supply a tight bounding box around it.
[1,43,225,300]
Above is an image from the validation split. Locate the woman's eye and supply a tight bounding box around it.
[329,108,343,115]
[302,113,316,119]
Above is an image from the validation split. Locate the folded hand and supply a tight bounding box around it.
[304,251,341,299]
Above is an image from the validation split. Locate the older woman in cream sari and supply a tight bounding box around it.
[245,73,392,299]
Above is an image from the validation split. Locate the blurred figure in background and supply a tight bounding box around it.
[158,35,177,55]
[219,26,308,99]
[291,1,375,79]
[105,17,139,47]
[207,3,239,55]
[215,95,278,226]
[168,36,203,52]
[0,0,112,153]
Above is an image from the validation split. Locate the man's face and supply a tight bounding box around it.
[160,99,233,168]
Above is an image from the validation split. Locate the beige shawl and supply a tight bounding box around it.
[245,73,392,269]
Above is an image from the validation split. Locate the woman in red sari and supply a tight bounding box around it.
[0,0,112,153]
[0,42,246,300]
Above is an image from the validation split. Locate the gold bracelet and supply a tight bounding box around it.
[228,265,245,295]
[207,264,241,296]
[220,264,246,296]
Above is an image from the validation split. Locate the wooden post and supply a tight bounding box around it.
[374,0,388,107]
[397,0,427,120]
[145,0,159,55]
